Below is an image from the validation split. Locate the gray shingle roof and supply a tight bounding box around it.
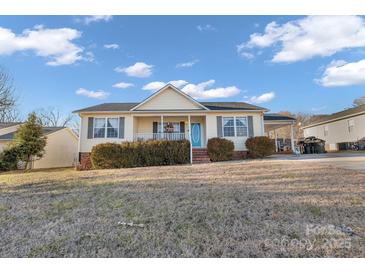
[201,102,267,111]
[304,104,365,128]
[73,101,266,113]
[0,126,65,140]
[264,113,296,121]
[0,122,22,129]
[73,103,139,113]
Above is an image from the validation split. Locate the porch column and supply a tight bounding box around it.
[290,122,295,152]
[274,129,278,152]
[160,115,164,140]
[188,115,192,164]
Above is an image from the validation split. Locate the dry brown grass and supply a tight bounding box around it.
[0,160,364,257]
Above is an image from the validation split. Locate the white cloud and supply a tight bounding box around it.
[84,51,95,62]
[75,88,109,99]
[239,52,255,60]
[142,80,189,91]
[0,25,83,66]
[104,43,119,49]
[115,62,153,78]
[169,80,189,88]
[245,92,275,104]
[142,80,238,99]
[239,16,365,63]
[112,82,134,89]
[83,16,113,25]
[181,80,240,99]
[176,59,199,68]
[142,81,166,91]
[317,59,365,87]
[197,24,216,32]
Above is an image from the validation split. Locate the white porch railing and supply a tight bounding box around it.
[134,132,188,141]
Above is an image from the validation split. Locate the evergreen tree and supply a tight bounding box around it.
[13,112,47,169]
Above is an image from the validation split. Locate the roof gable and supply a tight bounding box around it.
[131,84,208,111]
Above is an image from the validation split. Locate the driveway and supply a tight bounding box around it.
[267,152,365,172]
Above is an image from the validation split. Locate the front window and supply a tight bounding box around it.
[223,116,248,137]
[93,117,119,138]
[107,118,119,138]
[93,118,106,138]
[223,117,235,137]
[158,122,180,133]
[236,117,248,137]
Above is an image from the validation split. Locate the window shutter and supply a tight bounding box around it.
[153,122,158,133]
[217,116,223,137]
[248,116,254,137]
[180,121,185,133]
[119,117,125,139]
[87,117,94,139]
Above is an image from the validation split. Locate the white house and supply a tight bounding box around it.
[74,84,295,166]
[0,122,79,169]
[302,104,365,151]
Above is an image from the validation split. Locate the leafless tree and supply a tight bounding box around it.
[352,96,365,107]
[35,107,79,135]
[36,107,73,127]
[0,68,18,122]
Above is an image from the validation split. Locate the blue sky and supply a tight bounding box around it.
[1,15,365,118]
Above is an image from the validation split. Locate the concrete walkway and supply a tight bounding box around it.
[267,152,365,172]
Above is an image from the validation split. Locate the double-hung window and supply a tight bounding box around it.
[223,117,235,137]
[158,122,180,133]
[236,117,248,137]
[93,118,106,138]
[93,118,119,138]
[223,116,248,137]
[107,118,119,138]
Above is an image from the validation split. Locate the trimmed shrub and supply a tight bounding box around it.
[0,145,23,171]
[90,143,124,169]
[207,137,234,162]
[90,140,190,169]
[245,136,275,158]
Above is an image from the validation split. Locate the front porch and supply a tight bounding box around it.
[132,114,207,148]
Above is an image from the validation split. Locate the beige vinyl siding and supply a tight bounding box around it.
[303,113,365,150]
[205,112,264,151]
[135,116,188,134]
[0,129,77,169]
[79,113,133,152]
[0,140,10,153]
[136,87,203,110]
[79,111,264,152]
[33,128,78,169]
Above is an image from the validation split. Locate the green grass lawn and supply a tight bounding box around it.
[0,160,364,257]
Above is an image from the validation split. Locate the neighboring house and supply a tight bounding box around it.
[74,84,295,165]
[0,122,78,169]
[302,104,365,151]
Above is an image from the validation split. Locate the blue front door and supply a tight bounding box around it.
[191,123,201,147]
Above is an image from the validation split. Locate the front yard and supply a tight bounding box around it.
[0,160,364,257]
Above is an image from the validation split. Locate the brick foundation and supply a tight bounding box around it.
[232,151,248,160]
[77,152,92,170]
